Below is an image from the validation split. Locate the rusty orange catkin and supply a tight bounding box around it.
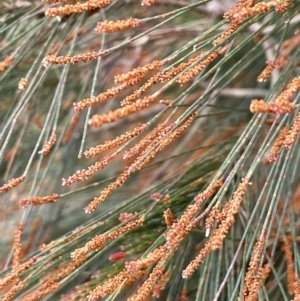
[177,51,220,85]
[43,50,105,66]
[71,215,143,260]
[20,194,60,208]
[0,55,13,72]
[182,178,249,278]
[12,222,24,269]
[163,208,174,227]
[88,269,146,300]
[125,246,168,273]
[83,124,147,158]
[0,174,26,194]
[73,83,129,112]
[95,18,142,33]
[115,60,165,84]
[275,77,300,105]
[275,0,292,13]
[123,124,165,160]
[164,179,223,250]
[213,20,243,45]
[89,96,156,128]
[62,154,114,186]
[152,271,169,298]
[224,2,277,22]
[127,261,166,301]
[250,99,295,115]
[266,126,289,162]
[2,278,27,301]
[257,61,275,82]
[242,234,266,300]
[281,237,295,294]
[38,132,57,155]
[158,53,204,83]
[283,112,300,149]
[45,0,111,17]
[18,78,29,90]
[0,257,37,289]
[250,77,300,116]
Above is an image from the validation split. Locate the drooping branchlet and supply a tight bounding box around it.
[85,114,196,213]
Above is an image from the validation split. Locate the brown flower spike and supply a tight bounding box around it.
[95,18,142,33]
[45,0,111,17]
[0,174,26,194]
[182,178,249,278]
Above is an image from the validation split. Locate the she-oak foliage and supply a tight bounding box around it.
[0,0,300,300]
